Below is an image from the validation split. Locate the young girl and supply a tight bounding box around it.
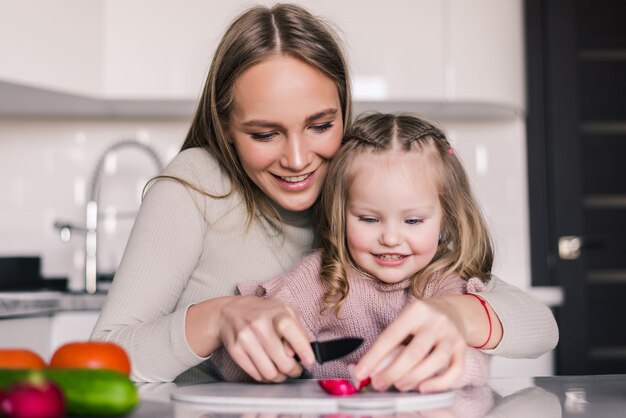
[211,112,494,389]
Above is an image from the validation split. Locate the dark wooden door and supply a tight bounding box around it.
[526,0,626,374]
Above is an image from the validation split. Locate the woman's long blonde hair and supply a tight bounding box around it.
[175,3,351,225]
[317,113,494,313]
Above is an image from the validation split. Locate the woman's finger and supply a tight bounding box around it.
[247,314,300,381]
[273,307,316,367]
[226,342,264,382]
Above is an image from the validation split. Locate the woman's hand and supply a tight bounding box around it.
[215,295,316,382]
[351,298,468,393]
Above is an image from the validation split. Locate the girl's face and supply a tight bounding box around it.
[346,152,443,284]
[229,55,343,212]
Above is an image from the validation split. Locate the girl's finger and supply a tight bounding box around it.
[418,353,464,393]
[394,341,459,392]
[370,333,438,391]
[354,303,425,380]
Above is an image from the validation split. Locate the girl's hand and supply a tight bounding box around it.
[352,299,467,393]
[216,296,316,382]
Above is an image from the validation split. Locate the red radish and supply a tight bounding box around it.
[318,377,371,396]
[1,380,66,418]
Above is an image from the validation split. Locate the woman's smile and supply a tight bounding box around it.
[273,169,317,191]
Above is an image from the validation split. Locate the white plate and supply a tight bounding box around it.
[171,380,455,414]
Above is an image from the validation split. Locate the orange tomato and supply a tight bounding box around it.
[0,349,47,369]
[49,341,131,376]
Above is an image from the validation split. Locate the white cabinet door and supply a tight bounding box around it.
[102,0,241,99]
[49,311,100,354]
[309,0,445,102]
[0,316,52,360]
[448,0,524,111]
[0,0,524,113]
[0,0,102,96]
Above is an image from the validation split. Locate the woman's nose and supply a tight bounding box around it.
[280,136,309,171]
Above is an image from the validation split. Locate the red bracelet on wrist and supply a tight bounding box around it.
[466,293,492,349]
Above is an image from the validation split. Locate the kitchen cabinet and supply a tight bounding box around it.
[0,0,102,97]
[49,311,99,354]
[0,316,52,358]
[0,0,524,118]
[0,311,98,360]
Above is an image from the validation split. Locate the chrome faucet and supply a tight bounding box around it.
[55,139,163,294]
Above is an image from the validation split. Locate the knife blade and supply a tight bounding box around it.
[295,337,364,364]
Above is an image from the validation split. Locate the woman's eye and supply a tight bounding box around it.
[311,122,333,133]
[250,132,276,141]
[359,216,378,224]
[405,218,423,225]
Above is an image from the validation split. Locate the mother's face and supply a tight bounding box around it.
[229,55,343,212]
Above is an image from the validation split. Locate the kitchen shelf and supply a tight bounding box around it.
[0,80,196,119]
[0,80,522,120]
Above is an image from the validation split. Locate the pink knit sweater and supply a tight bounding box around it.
[210,252,490,388]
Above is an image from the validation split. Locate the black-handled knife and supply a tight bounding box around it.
[294,337,364,364]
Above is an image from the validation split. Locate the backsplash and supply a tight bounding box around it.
[0,115,530,291]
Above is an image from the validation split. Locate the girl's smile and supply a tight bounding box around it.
[346,152,443,284]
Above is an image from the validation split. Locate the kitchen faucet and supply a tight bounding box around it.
[55,139,163,294]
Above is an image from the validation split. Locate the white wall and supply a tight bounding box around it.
[0,118,189,290]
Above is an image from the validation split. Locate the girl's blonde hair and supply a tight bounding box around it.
[317,112,493,313]
[175,3,351,225]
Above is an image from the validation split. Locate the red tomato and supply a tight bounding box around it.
[49,341,131,376]
[318,377,371,396]
[0,349,46,369]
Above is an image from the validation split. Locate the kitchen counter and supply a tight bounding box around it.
[125,374,626,417]
[0,291,106,319]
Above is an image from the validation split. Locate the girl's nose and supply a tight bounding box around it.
[280,135,309,171]
[379,227,401,247]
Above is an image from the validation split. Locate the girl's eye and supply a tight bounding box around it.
[250,132,276,141]
[405,218,423,225]
[311,122,333,133]
[359,216,378,224]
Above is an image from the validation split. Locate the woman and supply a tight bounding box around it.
[92,4,558,390]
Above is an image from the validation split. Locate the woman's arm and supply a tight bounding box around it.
[353,276,558,392]
[471,276,559,358]
[91,178,209,382]
[186,294,314,382]
[93,168,315,383]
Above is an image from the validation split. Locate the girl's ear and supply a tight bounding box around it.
[438,228,449,244]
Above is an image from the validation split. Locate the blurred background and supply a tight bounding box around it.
[0,0,623,378]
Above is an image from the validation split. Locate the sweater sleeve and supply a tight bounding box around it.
[471,276,559,359]
[90,177,209,382]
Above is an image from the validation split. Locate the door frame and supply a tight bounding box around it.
[525,0,588,374]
